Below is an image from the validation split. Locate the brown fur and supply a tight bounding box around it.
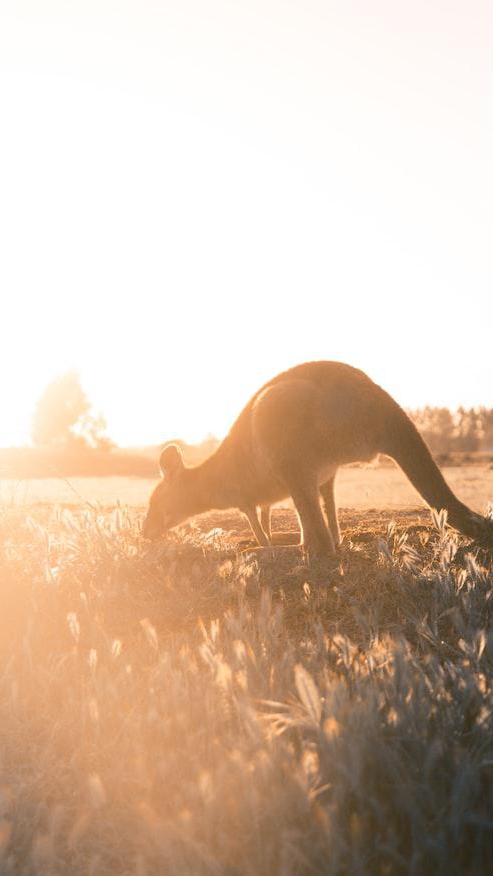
[143,361,493,554]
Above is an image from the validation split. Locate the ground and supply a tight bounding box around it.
[0,466,492,874]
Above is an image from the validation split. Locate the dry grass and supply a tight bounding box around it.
[0,503,493,874]
[2,462,493,511]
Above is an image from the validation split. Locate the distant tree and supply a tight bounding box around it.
[410,405,493,454]
[410,407,455,454]
[481,409,493,451]
[32,372,113,450]
[453,407,484,452]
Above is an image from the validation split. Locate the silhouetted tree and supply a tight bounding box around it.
[32,372,112,449]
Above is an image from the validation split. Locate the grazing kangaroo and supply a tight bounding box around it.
[143,361,493,554]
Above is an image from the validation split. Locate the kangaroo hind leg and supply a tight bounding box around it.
[288,478,335,558]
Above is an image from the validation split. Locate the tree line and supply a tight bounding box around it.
[31,372,493,455]
[410,406,493,455]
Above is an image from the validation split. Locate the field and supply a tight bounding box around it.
[1,465,493,874]
[2,462,493,512]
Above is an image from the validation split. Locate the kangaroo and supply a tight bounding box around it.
[143,361,493,554]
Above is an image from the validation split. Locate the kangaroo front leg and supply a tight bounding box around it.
[243,506,270,547]
[260,505,272,542]
[320,475,341,548]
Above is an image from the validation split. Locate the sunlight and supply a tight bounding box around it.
[1,1,492,448]
[1,6,493,873]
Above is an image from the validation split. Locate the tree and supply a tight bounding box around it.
[481,408,493,451]
[453,407,484,453]
[410,406,454,454]
[32,372,113,449]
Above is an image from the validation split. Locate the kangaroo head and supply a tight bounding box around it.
[142,444,190,539]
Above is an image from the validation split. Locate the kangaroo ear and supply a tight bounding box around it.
[159,444,184,480]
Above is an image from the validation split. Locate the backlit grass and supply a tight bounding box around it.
[0,505,492,874]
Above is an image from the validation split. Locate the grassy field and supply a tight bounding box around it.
[0,469,493,874]
[2,462,493,513]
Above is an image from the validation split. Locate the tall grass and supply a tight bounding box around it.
[0,505,492,874]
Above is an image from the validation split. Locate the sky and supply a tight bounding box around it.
[1,0,492,447]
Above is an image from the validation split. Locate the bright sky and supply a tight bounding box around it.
[1,1,492,447]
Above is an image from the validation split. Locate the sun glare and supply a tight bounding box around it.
[0,1,492,450]
[1,6,493,874]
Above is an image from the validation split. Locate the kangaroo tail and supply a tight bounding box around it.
[379,393,493,544]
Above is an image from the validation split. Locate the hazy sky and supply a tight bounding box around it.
[1,1,492,447]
